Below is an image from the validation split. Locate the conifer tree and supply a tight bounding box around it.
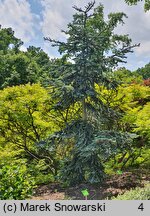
[44,1,138,185]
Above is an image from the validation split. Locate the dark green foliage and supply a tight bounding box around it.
[39,120,135,185]
[0,2,149,197]
[112,67,139,84]
[133,62,150,80]
[63,127,134,185]
[125,0,150,11]
[0,26,23,53]
[44,0,138,118]
[60,121,105,185]
[26,46,51,82]
[0,27,52,89]
[0,52,34,88]
[43,1,138,185]
[45,2,138,111]
[0,50,50,89]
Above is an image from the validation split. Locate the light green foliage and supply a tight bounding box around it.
[112,183,150,200]
[133,148,150,167]
[0,83,81,176]
[0,83,56,145]
[117,84,150,137]
[0,144,24,166]
[97,83,150,169]
[0,84,61,174]
[135,103,150,140]
[97,83,150,129]
[27,159,55,185]
[0,163,36,199]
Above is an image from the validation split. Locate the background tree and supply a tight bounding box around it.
[0,51,42,88]
[133,62,150,80]
[0,27,52,89]
[96,82,150,168]
[134,102,150,141]
[112,67,141,84]
[0,25,23,54]
[0,84,60,175]
[125,0,150,11]
[44,1,138,185]
[26,46,51,82]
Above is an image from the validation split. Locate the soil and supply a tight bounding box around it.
[31,170,150,200]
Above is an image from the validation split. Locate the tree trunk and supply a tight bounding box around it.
[82,98,87,121]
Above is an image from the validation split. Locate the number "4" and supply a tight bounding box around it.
[138,203,144,211]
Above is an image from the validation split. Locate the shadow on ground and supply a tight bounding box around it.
[31,170,150,200]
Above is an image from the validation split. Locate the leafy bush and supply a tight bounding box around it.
[112,183,150,200]
[134,103,150,141]
[28,159,55,185]
[0,164,36,199]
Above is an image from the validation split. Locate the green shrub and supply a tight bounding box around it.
[29,159,55,185]
[0,164,36,200]
[112,184,150,200]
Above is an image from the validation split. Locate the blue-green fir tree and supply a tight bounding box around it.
[43,1,138,185]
